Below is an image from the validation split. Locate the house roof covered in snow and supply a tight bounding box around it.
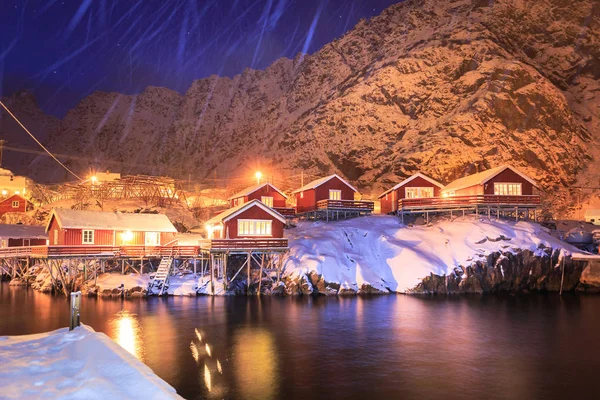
[584,209,600,217]
[206,199,286,226]
[291,174,357,194]
[0,224,47,239]
[227,182,288,200]
[442,165,537,193]
[378,173,445,199]
[46,209,177,233]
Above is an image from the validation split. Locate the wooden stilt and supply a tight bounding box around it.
[224,253,228,291]
[257,253,265,296]
[247,251,251,295]
[210,254,215,295]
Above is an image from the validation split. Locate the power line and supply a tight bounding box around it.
[0,100,81,180]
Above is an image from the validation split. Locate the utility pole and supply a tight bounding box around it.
[0,140,5,167]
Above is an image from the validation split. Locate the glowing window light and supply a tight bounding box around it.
[122,230,134,242]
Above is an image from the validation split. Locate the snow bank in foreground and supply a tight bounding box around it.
[0,325,181,399]
[284,215,576,293]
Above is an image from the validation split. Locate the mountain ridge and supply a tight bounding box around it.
[1,0,598,214]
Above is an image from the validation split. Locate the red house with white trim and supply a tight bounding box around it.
[378,173,444,214]
[45,208,177,246]
[292,174,368,214]
[0,194,28,216]
[205,199,286,240]
[441,165,537,197]
[228,183,288,208]
[0,224,47,248]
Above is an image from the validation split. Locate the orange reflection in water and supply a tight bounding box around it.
[111,310,144,361]
[233,327,278,400]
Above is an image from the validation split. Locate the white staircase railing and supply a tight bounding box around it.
[148,256,173,295]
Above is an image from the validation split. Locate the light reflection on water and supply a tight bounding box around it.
[110,310,144,362]
[2,285,600,399]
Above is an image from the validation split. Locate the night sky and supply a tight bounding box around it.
[0,0,400,117]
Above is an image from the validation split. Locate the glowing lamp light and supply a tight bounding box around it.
[1,190,7,196]
[442,193,449,198]
[255,171,262,185]
[122,230,134,242]
[14,191,19,195]
[90,175,98,184]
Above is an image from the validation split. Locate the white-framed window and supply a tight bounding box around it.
[145,232,160,246]
[54,229,58,245]
[238,219,272,236]
[11,201,19,208]
[405,187,434,199]
[82,230,94,244]
[494,183,522,196]
[329,189,341,200]
[261,196,274,207]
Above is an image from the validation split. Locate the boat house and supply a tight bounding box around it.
[378,173,444,215]
[0,224,47,248]
[441,165,537,197]
[227,182,294,217]
[45,208,178,246]
[0,194,28,216]
[292,174,374,218]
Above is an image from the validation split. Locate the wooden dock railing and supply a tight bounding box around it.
[0,244,201,258]
[199,238,288,250]
[398,194,541,210]
[316,199,375,211]
[273,207,296,217]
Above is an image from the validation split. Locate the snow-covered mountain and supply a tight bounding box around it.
[1,0,598,213]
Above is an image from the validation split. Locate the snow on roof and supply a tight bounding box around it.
[378,173,445,199]
[291,174,357,194]
[206,199,286,225]
[442,165,537,193]
[0,224,47,239]
[227,182,288,200]
[46,209,177,233]
[584,209,600,217]
[0,168,14,177]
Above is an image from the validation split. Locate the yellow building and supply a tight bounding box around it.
[0,168,30,199]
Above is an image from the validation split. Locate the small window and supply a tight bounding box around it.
[300,192,304,199]
[54,230,58,245]
[261,196,273,207]
[82,230,94,244]
[329,189,341,200]
[238,219,272,236]
[145,232,160,246]
[405,187,434,199]
[385,193,388,200]
[11,201,19,208]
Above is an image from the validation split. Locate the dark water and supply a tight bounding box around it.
[1,283,599,400]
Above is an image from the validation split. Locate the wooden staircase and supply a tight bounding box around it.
[148,256,173,295]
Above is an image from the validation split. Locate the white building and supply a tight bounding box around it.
[584,209,600,226]
[0,168,30,199]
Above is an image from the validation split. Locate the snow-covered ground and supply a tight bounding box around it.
[86,215,577,296]
[283,215,577,293]
[0,325,181,399]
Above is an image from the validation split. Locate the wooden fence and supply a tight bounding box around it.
[399,195,541,210]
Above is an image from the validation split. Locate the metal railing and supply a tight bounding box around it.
[398,194,541,210]
[316,199,375,211]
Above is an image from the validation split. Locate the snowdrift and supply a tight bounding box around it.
[0,325,181,399]
[283,215,573,293]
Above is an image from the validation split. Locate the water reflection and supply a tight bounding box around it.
[110,310,144,361]
[233,327,278,400]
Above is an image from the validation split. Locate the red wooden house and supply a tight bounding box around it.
[0,194,28,216]
[228,182,288,208]
[45,209,177,246]
[441,165,537,198]
[378,173,444,214]
[205,199,286,240]
[0,224,47,248]
[292,174,373,214]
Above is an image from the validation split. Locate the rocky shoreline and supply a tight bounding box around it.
[4,247,598,298]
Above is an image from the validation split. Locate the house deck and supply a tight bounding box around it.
[398,195,541,212]
[199,238,289,254]
[316,199,374,212]
[272,207,296,218]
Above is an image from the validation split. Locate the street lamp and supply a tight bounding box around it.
[90,175,98,184]
[255,171,262,185]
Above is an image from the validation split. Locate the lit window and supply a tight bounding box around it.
[238,219,272,236]
[300,192,304,199]
[329,189,341,200]
[145,232,160,246]
[54,230,58,245]
[11,201,19,208]
[494,183,522,196]
[385,193,388,200]
[261,196,273,207]
[405,187,434,199]
[82,230,94,244]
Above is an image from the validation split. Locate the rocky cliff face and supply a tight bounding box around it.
[2,0,598,213]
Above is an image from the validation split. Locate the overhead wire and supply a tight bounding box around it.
[0,100,82,180]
